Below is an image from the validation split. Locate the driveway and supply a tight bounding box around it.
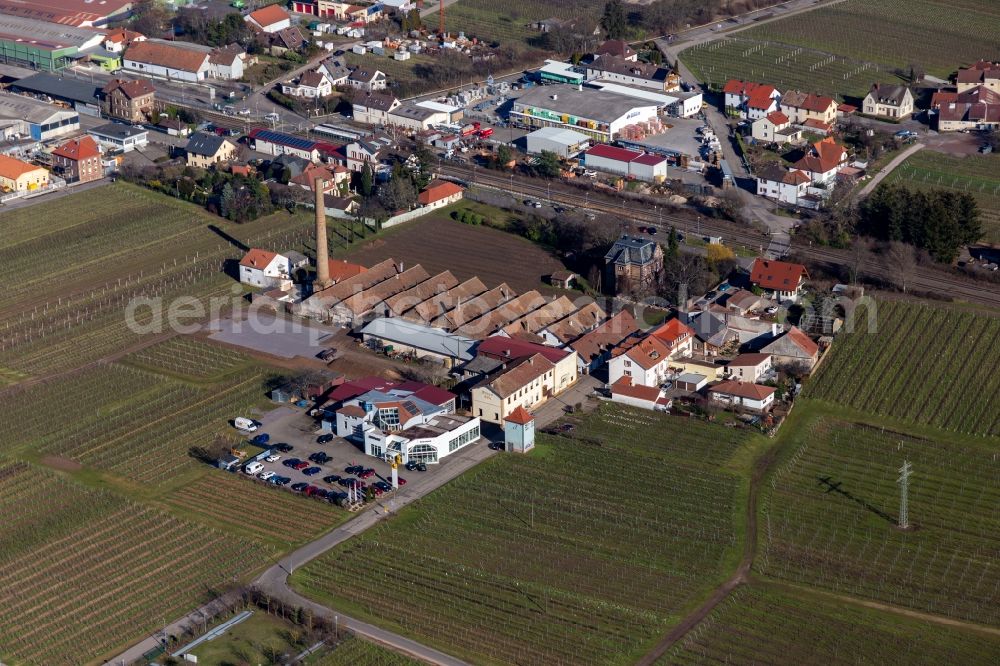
[857,142,924,198]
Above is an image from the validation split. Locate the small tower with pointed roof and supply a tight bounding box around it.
[503,406,535,453]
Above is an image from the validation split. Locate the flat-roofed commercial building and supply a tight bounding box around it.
[0,15,105,70]
[510,84,658,143]
[0,94,79,141]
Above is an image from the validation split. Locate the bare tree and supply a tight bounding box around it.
[886,241,917,293]
[848,237,871,285]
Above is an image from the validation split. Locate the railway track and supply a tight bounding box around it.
[438,164,1000,309]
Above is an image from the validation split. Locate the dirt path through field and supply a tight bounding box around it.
[636,439,779,664]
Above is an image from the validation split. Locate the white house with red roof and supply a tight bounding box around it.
[722,80,780,119]
[245,4,292,33]
[610,377,671,411]
[790,137,848,186]
[756,165,812,206]
[750,258,809,302]
[239,248,292,289]
[726,353,773,383]
[708,380,775,412]
[417,180,464,209]
[751,111,800,144]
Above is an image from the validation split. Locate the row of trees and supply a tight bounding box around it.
[858,184,982,263]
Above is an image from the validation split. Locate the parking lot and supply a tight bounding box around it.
[637,116,710,158]
[237,405,490,505]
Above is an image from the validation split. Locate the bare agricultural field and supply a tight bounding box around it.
[343,213,570,293]
[682,0,1000,100]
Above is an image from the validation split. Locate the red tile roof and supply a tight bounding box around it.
[125,41,208,74]
[747,86,777,110]
[239,248,279,269]
[585,144,643,163]
[476,336,570,364]
[338,405,366,418]
[51,136,100,161]
[783,326,819,357]
[417,179,463,205]
[248,3,291,28]
[613,335,672,370]
[504,405,534,425]
[709,380,775,401]
[650,318,694,348]
[595,39,636,59]
[0,154,43,179]
[327,259,367,282]
[765,111,789,125]
[956,60,1000,85]
[793,137,846,175]
[750,258,808,291]
[395,381,457,407]
[103,78,155,99]
[728,353,771,367]
[611,376,662,402]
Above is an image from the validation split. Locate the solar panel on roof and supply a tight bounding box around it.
[252,129,317,151]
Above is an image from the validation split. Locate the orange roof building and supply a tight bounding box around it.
[750,258,809,299]
[51,136,100,161]
[504,406,534,425]
[246,4,292,33]
[0,154,49,192]
[327,259,368,283]
[418,179,464,207]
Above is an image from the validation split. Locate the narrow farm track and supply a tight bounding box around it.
[635,435,778,664]
[439,165,1000,309]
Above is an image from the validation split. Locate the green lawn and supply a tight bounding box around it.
[292,404,764,665]
[187,611,311,665]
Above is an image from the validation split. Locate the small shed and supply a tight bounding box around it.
[549,270,577,289]
[504,406,535,453]
[217,453,240,471]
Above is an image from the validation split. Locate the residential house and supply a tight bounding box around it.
[862,83,914,119]
[779,90,838,126]
[751,111,801,144]
[88,123,148,152]
[931,86,1000,132]
[0,154,48,192]
[722,80,780,118]
[472,354,555,424]
[185,132,239,169]
[756,165,811,206]
[750,257,809,302]
[352,92,401,125]
[245,4,292,33]
[268,27,308,56]
[604,234,664,294]
[708,380,775,412]
[594,40,637,62]
[585,56,678,92]
[472,336,579,397]
[207,45,246,80]
[100,78,155,123]
[649,318,695,357]
[567,310,640,374]
[290,162,350,194]
[956,60,1000,94]
[318,57,351,86]
[726,353,773,383]
[760,326,819,371]
[610,377,671,411]
[282,70,333,98]
[790,137,848,186]
[344,136,391,172]
[722,289,765,316]
[608,335,673,388]
[103,29,145,54]
[50,136,102,184]
[687,311,780,356]
[239,248,292,289]
[417,180,463,209]
[347,68,387,91]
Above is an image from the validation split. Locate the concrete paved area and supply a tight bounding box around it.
[208,313,339,359]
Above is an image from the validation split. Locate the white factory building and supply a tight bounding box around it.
[525,126,591,157]
[0,95,79,141]
[582,144,668,182]
[510,84,659,143]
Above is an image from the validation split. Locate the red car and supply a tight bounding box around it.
[371,486,384,496]
[397,477,407,486]
[294,461,309,470]
[359,469,375,479]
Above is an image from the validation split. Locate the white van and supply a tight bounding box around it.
[244,461,264,475]
[234,417,257,432]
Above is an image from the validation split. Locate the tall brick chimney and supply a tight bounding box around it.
[314,175,333,290]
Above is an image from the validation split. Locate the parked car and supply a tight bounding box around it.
[317,434,335,444]
[371,486,384,497]
[317,348,339,361]
[358,469,375,479]
[265,454,280,463]
[259,471,275,481]
[323,475,342,484]
[397,477,407,486]
[374,481,391,491]
[488,442,504,450]
[275,443,293,453]
[345,465,363,474]
[282,458,301,468]
[303,466,322,476]
[234,416,257,432]
[291,482,308,491]
[895,129,917,138]
[251,433,270,445]
[270,475,291,486]
[405,461,418,471]
[309,452,331,463]
[293,461,310,470]
[416,462,427,472]
[244,461,263,475]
